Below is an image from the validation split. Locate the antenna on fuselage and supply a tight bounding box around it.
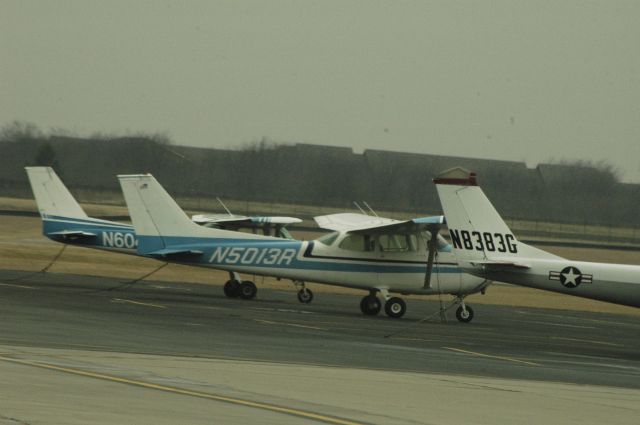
[217,197,233,216]
[362,201,379,217]
[353,201,368,215]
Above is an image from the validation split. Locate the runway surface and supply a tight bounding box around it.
[1,269,639,424]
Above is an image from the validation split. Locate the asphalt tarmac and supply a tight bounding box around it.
[1,269,639,424]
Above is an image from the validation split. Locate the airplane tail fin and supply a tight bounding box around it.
[25,167,88,219]
[118,174,262,254]
[434,167,560,264]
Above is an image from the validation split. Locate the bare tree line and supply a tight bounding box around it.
[0,121,638,227]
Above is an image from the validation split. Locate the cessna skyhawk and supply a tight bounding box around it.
[118,173,489,320]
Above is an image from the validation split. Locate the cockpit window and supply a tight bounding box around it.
[316,231,339,246]
[338,234,375,251]
[378,234,418,252]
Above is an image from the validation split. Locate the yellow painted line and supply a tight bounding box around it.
[0,282,35,289]
[111,298,166,309]
[254,319,326,331]
[551,337,623,347]
[0,356,362,425]
[443,347,540,367]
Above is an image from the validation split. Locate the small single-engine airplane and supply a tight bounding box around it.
[434,167,640,308]
[118,173,489,320]
[25,166,299,299]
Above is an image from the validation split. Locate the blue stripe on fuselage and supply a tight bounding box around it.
[137,235,463,274]
[43,216,137,250]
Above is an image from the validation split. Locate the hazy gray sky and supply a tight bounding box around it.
[2,0,639,181]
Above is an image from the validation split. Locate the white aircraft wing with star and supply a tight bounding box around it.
[434,167,640,308]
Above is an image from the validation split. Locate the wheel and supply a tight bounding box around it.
[223,280,241,298]
[239,281,257,300]
[456,305,474,323]
[360,295,381,316]
[297,288,314,303]
[384,297,406,318]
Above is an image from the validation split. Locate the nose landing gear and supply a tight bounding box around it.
[295,280,314,303]
[455,301,474,323]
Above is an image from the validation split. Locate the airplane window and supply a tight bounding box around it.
[338,234,374,251]
[317,232,339,246]
[379,234,417,252]
[407,234,418,251]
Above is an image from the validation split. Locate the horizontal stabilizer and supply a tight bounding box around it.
[48,230,97,238]
[469,260,531,270]
[146,248,204,257]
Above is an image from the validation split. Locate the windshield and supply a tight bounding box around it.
[316,231,339,246]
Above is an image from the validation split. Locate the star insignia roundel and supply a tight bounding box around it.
[548,266,593,288]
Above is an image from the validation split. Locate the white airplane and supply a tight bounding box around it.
[24,166,299,300]
[118,173,489,320]
[434,167,640,308]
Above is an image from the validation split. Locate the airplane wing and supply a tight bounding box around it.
[349,215,446,235]
[314,213,445,234]
[48,230,97,238]
[314,213,401,232]
[192,214,301,228]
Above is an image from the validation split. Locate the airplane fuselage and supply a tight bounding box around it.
[43,215,137,254]
[137,235,488,296]
[461,258,640,307]
[41,215,488,297]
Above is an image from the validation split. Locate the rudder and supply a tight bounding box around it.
[25,167,88,219]
[434,167,560,262]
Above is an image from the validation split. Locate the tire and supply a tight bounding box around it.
[223,280,241,298]
[239,281,257,300]
[297,288,314,303]
[456,305,474,323]
[384,297,406,318]
[360,295,381,316]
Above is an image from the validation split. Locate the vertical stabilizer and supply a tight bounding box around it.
[118,174,204,240]
[25,167,88,219]
[434,167,560,262]
[118,174,267,254]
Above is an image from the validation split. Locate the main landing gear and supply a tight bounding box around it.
[358,291,476,322]
[223,272,257,300]
[359,289,407,318]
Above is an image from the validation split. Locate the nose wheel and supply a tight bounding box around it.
[297,288,314,303]
[455,304,474,323]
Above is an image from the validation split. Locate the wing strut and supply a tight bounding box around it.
[423,231,439,289]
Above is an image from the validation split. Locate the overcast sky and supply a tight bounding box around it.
[2,0,639,182]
